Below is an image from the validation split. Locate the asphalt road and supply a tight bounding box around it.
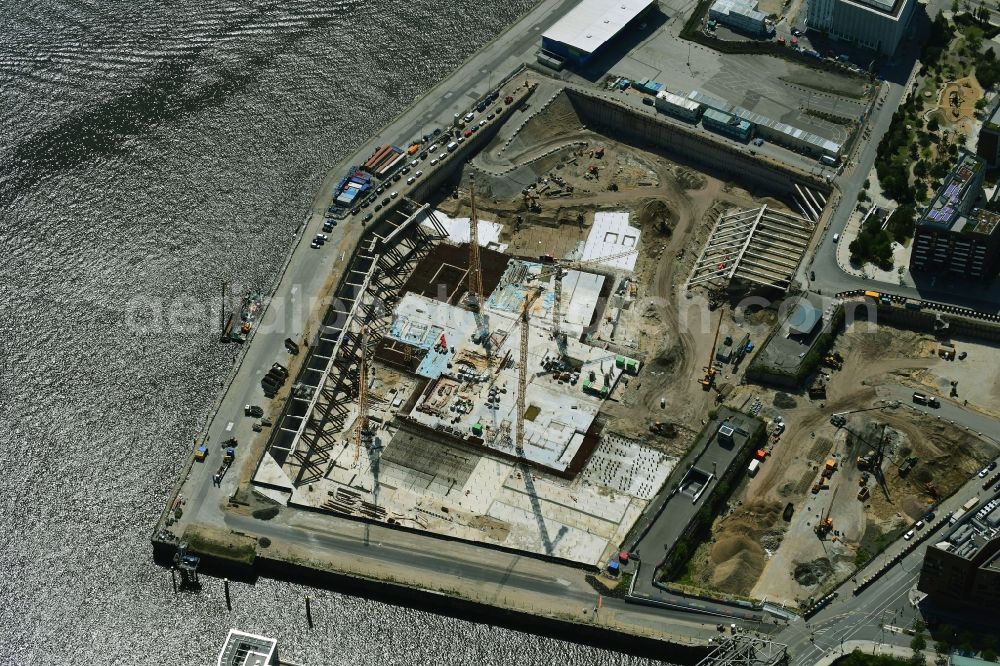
[878,383,1000,446]
[775,407,1000,664]
[160,0,1000,659]
[171,0,601,538]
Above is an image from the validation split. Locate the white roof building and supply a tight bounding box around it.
[542,0,655,59]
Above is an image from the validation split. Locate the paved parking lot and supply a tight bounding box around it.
[564,0,870,148]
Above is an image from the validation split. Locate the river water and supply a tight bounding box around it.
[0,0,665,663]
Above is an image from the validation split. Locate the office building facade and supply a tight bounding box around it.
[910,151,1000,281]
[806,0,914,55]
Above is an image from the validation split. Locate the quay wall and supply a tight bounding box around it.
[153,536,710,664]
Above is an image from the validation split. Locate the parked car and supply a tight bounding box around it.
[903,530,915,541]
[990,461,998,471]
[753,137,764,146]
[407,176,416,184]
[979,466,991,478]
[642,97,653,106]
[245,404,264,418]
[363,213,373,222]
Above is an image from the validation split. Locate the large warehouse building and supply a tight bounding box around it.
[541,0,656,67]
[805,0,914,55]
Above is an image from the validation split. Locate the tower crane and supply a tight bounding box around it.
[535,247,638,358]
[515,287,544,456]
[467,177,490,358]
[354,326,372,465]
[701,306,724,390]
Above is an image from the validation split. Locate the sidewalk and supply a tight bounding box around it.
[810,640,936,666]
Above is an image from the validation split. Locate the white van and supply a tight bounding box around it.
[446,141,458,153]
[833,233,840,243]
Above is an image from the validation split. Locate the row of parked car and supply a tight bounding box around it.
[334,90,512,230]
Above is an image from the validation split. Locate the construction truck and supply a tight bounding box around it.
[857,486,871,501]
[815,516,833,537]
[822,352,844,370]
[214,446,236,485]
[808,384,827,400]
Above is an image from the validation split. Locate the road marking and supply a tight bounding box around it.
[291,286,298,295]
[556,578,571,587]
[226,422,234,432]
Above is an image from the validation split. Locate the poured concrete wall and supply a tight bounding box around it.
[563,88,831,204]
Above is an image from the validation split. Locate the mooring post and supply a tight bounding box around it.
[170,568,177,594]
[306,595,313,628]
[224,578,231,611]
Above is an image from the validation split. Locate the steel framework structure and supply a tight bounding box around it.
[696,635,788,666]
[265,201,448,485]
[686,205,813,292]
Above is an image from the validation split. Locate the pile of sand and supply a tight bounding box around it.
[700,501,785,595]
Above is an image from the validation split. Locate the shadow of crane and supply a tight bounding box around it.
[517,460,567,556]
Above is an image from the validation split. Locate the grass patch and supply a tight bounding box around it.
[832,651,914,666]
[184,524,257,566]
[803,109,856,126]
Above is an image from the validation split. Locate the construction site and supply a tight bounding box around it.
[249,73,833,568]
[673,318,1000,607]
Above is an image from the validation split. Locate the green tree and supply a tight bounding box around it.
[982,650,998,663]
[912,634,927,652]
[953,0,960,12]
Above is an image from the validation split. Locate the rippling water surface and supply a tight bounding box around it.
[0,0,665,663]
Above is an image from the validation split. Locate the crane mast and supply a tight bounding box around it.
[467,177,491,359]
[467,177,484,310]
[541,247,638,358]
[515,288,542,455]
[354,327,370,464]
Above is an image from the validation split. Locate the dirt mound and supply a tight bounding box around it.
[901,495,928,520]
[711,549,765,592]
[711,534,761,564]
[637,198,675,234]
[652,342,684,370]
[773,392,798,409]
[793,558,833,586]
[675,167,706,191]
